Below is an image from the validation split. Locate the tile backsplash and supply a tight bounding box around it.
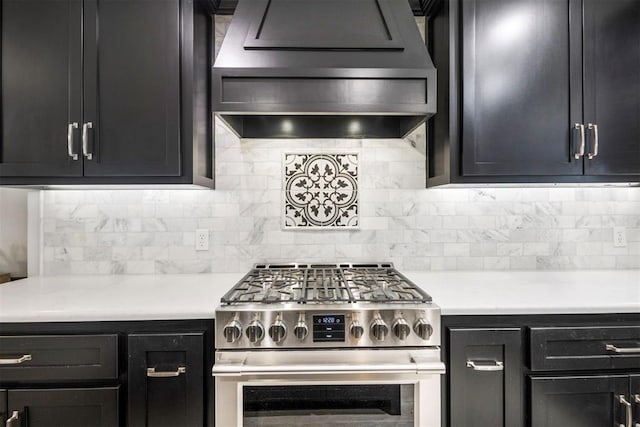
[283,153,359,229]
[0,188,28,277]
[39,123,640,275]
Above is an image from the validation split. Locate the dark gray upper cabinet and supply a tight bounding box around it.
[82,0,181,178]
[0,0,83,178]
[583,0,640,176]
[426,0,640,186]
[0,0,214,187]
[460,0,582,177]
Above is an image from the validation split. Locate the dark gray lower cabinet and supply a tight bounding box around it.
[128,333,204,427]
[449,328,522,427]
[632,375,640,426]
[530,375,631,427]
[6,387,118,427]
[1,389,6,425]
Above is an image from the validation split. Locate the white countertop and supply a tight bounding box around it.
[403,270,640,316]
[0,270,638,323]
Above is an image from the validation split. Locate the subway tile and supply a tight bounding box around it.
[38,136,640,274]
[444,243,470,257]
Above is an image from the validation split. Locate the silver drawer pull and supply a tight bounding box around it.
[82,122,94,160]
[147,366,186,378]
[587,123,599,159]
[616,395,632,427]
[606,344,640,354]
[6,411,20,427]
[466,360,504,371]
[0,354,32,365]
[574,123,585,159]
[67,122,79,160]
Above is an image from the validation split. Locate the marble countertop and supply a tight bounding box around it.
[0,270,638,323]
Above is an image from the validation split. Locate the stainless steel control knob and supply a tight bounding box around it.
[246,319,265,343]
[269,319,287,343]
[392,317,411,340]
[350,320,364,339]
[370,317,389,342]
[413,318,433,340]
[223,319,243,343]
[294,321,308,341]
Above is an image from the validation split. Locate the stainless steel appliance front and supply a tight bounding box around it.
[213,348,445,426]
[213,263,444,426]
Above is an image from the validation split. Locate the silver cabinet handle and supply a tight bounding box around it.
[616,395,632,427]
[587,123,599,159]
[574,123,586,159]
[606,344,640,354]
[466,360,504,371]
[82,122,94,160]
[0,354,32,365]
[147,366,186,378]
[6,411,19,427]
[67,122,79,160]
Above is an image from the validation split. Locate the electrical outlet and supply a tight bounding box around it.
[613,227,627,248]
[195,229,209,251]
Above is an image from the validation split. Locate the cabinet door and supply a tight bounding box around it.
[6,387,118,427]
[1,389,6,425]
[583,0,640,176]
[461,0,583,177]
[82,0,181,177]
[530,375,629,427]
[632,375,640,427]
[0,0,82,178]
[128,333,204,427]
[449,328,522,427]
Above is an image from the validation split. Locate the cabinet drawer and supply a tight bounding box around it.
[530,326,640,371]
[0,334,118,382]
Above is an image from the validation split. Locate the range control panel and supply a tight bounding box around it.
[215,306,440,349]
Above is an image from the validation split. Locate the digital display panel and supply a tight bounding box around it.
[316,316,343,325]
[313,314,345,342]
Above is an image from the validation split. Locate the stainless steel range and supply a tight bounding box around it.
[212,263,444,427]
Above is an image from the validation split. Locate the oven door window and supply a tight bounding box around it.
[243,384,414,426]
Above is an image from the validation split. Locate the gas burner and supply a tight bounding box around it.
[216,262,440,351]
[220,263,431,305]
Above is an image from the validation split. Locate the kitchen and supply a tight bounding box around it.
[1,0,639,426]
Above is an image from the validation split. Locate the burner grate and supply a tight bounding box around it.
[220,263,431,305]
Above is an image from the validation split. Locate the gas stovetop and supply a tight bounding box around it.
[215,263,440,350]
[220,263,432,305]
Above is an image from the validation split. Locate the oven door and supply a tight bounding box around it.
[213,348,445,427]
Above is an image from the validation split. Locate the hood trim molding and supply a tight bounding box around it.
[212,0,431,16]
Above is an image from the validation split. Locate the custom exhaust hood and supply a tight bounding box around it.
[212,0,436,139]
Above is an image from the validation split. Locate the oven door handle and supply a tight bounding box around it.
[213,361,446,377]
[213,349,445,377]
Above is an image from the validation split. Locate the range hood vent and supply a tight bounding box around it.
[213,0,436,139]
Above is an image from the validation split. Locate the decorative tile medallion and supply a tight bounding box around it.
[283,153,358,229]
